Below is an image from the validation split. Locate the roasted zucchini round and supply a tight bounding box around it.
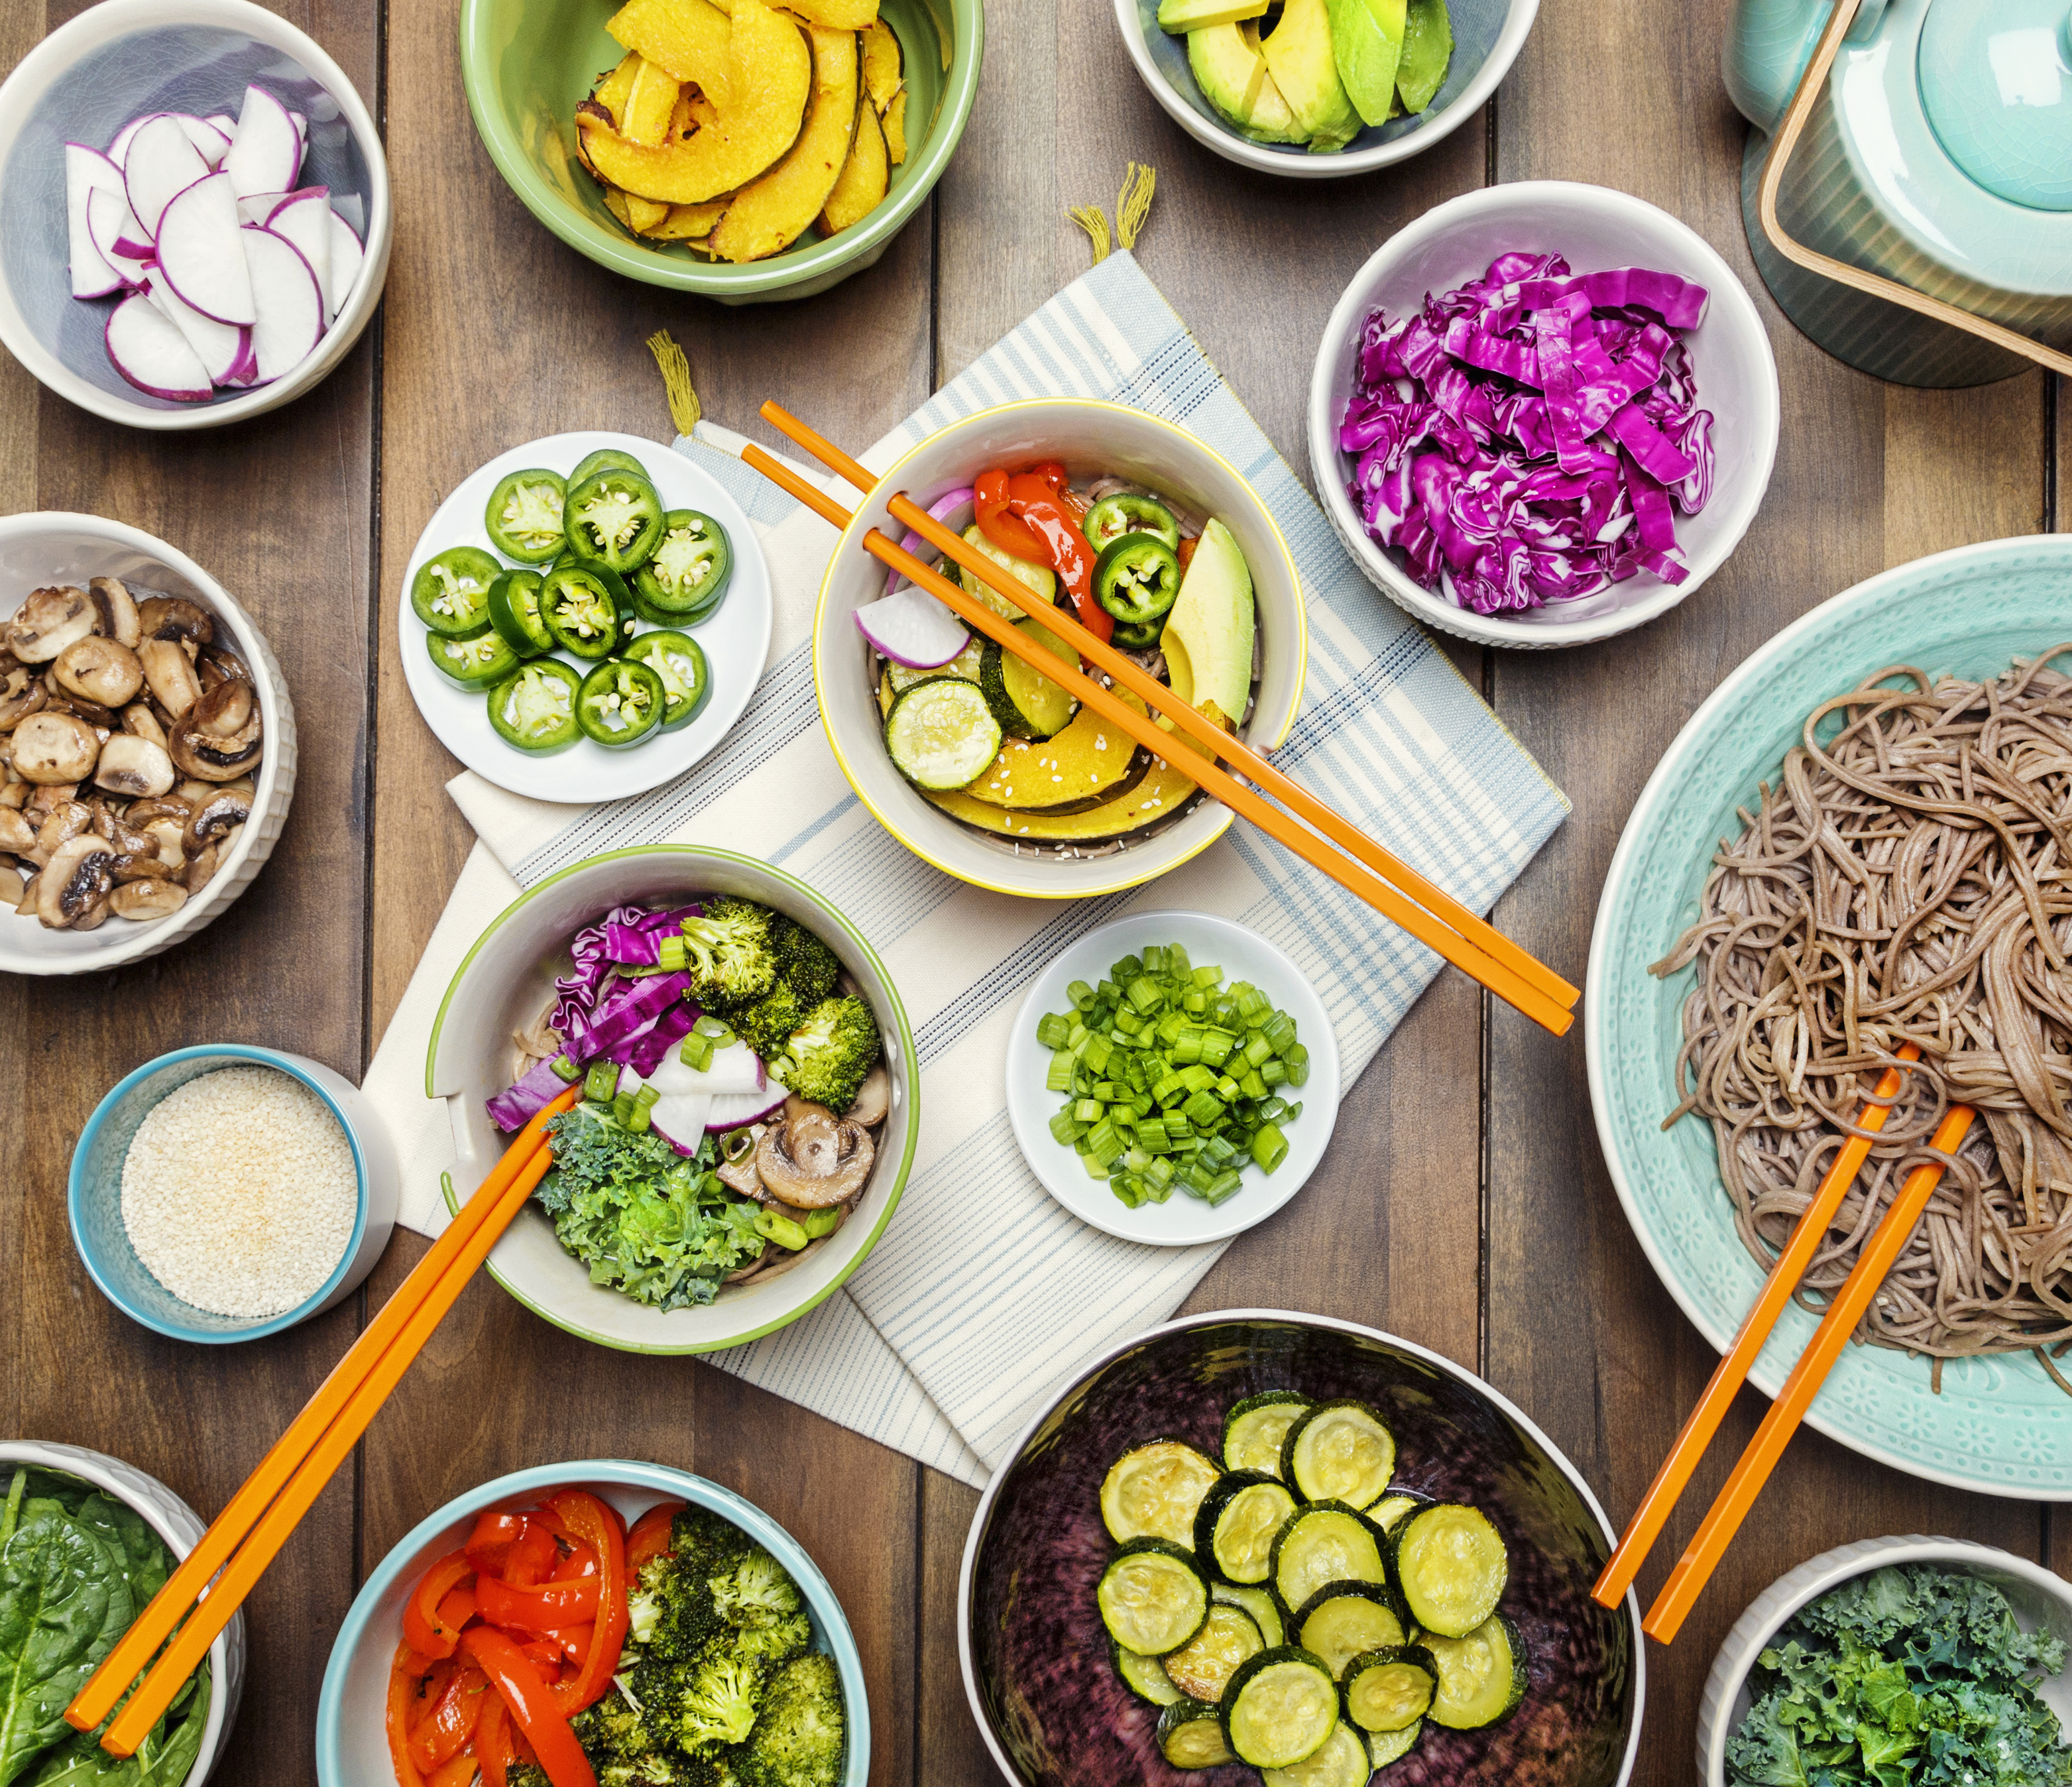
[1218,1646,1342,1770]
[1260,1722,1371,1787]
[1112,1638,1182,1706]
[1281,1399,1397,1510]
[1195,1471,1298,1585]
[1163,1601,1265,1702]
[1271,1502,1386,1615]
[1293,1580,1409,1678]
[1342,1645,1439,1733]
[1367,1489,1428,1536]
[1390,1502,1509,1639]
[1156,1699,1236,1770]
[1423,1614,1526,1730]
[1212,1580,1287,1649]
[1222,1391,1312,1477]
[1366,1717,1423,1769]
[1100,1440,1223,1546]
[1097,1537,1210,1657]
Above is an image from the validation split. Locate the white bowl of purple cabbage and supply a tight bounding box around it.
[1307,180,1779,649]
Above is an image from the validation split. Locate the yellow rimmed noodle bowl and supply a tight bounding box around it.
[457,0,981,304]
[426,845,917,1353]
[813,399,1309,901]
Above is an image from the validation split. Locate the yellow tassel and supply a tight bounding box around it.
[1066,202,1113,264]
[646,329,702,436]
[1115,162,1156,250]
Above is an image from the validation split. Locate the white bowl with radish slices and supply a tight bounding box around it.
[0,0,388,430]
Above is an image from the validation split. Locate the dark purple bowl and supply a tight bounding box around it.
[958,1310,1642,1787]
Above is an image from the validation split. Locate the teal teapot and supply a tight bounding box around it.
[1726,0,2072,385]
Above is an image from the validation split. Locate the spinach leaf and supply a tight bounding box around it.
[0,1509,134,1787]
[26,1660,211,1787]
[62,1506,164,1613]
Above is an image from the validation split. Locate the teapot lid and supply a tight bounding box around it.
[1920,0,2072,211]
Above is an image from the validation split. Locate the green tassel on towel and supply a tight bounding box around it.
[647,329,702,436]
[1068,163,1157,263]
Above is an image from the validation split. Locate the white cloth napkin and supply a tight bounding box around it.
[361,250,1569,1490]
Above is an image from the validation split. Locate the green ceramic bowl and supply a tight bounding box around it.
[1587,534,2072,1497]
[457,0,979,304]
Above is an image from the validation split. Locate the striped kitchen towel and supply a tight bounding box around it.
[361,249,1568,1488]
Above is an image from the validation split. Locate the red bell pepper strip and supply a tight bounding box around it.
[408,1664,488,1770]
[502,1519,559,1589]
[545,1491,629,1715]
[518,1639,563,1679]
[459,1628,597,1787]
[476,1575,602,1635]
[553,1623,595,1663]
[387,1650,431,1787]
[465,1511,525,1576]
[404,1553,476,1661]
[435,1585,477,1635]
[624,1501,681,1573]
[550,1540,599,1583]
[1176,534,1198,572]
[426,1757,477,1787]
[1004,473,1108,644]
[973,469,1048,563]
[477,1695,514,1787]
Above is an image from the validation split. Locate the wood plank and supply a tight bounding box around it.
[1489,3,2052,1776]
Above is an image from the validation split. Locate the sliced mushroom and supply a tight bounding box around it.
[68,895,110,932]
[203,643,251,685]
[109,852,166,884]
[136,595,213,648]
[183,840,221,892]
[36,835,117,929]
[846,1062,890,1127]
[754,1102,875,1209]
[168,678,262,781]
[0,779,25,811]
[141,819,187,868]
[52,636,143,708]
[42,675,117,729]
[182,785,250,854]
[12,712,101,784]
[34,799,91,858]
[139,639,202,719]
[23,782,78,823]
[95,806,157,857]
[95,734,176,801]
[5,587,97,663]
[87,577,141,650]
[14,872,36,916]
[716,1143,767,1200]
[121,703,167,748]
[109,878,188,920]
[0,809,34,856]
[0,663,46,728]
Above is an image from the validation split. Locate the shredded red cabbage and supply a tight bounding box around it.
[1342,253,1715,616]
[486,1055,575,1133]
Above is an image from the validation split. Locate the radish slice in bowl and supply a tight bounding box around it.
[122,115,209,239]
[324,213,364,324]
[143,278,248,385]
[155,172,255,326]
[85,188,152,290]
[265,190,333,299]
[707,1086,789,1130]
[174,115,232,166]
[105,294,212,402]
[222,84,304,200]
[64,145,127,299]
[239,225,325,384]
[854,585,970,668]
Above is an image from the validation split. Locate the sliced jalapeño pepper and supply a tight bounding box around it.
[483,468,568,563]
[633,510,732,618]
[412,546,502,637]
[576,657,667,748]
[540,563,629,660]
[1084,493,1180,554]
[1112,618,1162,649]
[487,660,582,753]
[1094,533,1182,626]
[487,570,553,657]
[569,448,650,485]
[563,469,665,573]
[624,629,708,730]
[426,625,520,690]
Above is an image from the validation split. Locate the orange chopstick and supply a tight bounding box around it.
[72,1088,577,1749]
[758,401,1578,1018]
[740,441,1576,1036]
[1591,1045,1921,1609]
[1642,1097,1978,1643]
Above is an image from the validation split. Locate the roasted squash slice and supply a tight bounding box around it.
[606,0,734,107]
[705,25,858,261]
[860,19,903,111]
[819,95,888,234]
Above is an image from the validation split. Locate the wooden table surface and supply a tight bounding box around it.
[3,0,2065,1780]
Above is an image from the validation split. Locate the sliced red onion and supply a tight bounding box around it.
[882,487,974,595]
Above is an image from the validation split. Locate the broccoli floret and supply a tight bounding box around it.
[734,1654,845,1787]
[509,1765,555,1787]
[672,1506,754,1580]
[672,1642,770,1753]
[769,916,841,1006]
[770,996,880,1115]
[681,898,778,1012]
[573,1688,680,1786]
[630,1550,723,1659]
[735,980,809,1063]
[709,1547,804,1627]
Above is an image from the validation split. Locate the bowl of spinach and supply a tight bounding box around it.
[0,1440,241,1787]
[1699,1538,2072,1787]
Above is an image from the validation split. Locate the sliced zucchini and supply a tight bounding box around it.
[1423,1615,1526,1731]
[1100,1440,1222,1546]
[1342,1645,1438,1733]
[1113,1639,1183,1706]
[1369,1491,1427,1535]
[1220,1646,1341,1770]
[1098,1538,1210,1658]
[979,619,1078,739]
[959,523,1055,618]
[1391,1503,1508,1639]
[1282,1399,1397,1511]
[1195,1472,1298,1585]
[1222,1391,1312,1477]
[1367,1717,1423,1769]
[884,676,1002,791]
[1261,1723,1371,1787]
[1156,1699,1236,1770]
[1293,1581,1409,1679]
[1213,1580,1286,1649]
[1163,1602,1264,1702]
[884,633,984,699]
[1271,1503,1385,1616]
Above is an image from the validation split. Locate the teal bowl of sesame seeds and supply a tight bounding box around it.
[68,1044,399,1344]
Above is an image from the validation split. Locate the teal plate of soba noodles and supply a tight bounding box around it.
[1587,534,2072,1497]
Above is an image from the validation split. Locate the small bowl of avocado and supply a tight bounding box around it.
[1116,0,1535,177]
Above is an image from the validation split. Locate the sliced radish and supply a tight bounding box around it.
[264,189,331,303]
[650,1093,715,1158]
[222,84,301,200]
[219,334,260,386]
[236,190,289,224]
[65,144,127,298]
[324,209,363,320]
[144,276,249,385]
[203,112,235,137]
[86,187,153,290]
[642,1039,767,1099]
[239,225,323,382]
[105,111,157,166]
[155,172,255,326]
[105,294,211,402]
[707,1086,789,1130]
[123,115,209,238]
[855,585,970,668]
[290,111,308,156]
[172,114,231,166]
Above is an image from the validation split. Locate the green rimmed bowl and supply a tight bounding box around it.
[427,844,918,1352]
[457,0,979,304]
[1586,534,2072,1497]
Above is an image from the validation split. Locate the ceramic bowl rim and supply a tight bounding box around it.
[314,1458,871,1787]
[67,1043,373,1343]
[425,842,920,1354]
[1112,0,1539,179]
[0,0,391,430]
[811,396,1310,901]
[1304,179,1782,648]
[455,0,984,297]
[954,1304,1648,1787]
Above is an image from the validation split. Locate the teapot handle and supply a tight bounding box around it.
[1755,0,2072,376]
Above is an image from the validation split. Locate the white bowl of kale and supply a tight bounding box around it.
[1699,1537,2072,1787]
[427,844,918,1354]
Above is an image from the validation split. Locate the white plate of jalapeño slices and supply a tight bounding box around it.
[397,430,772,802]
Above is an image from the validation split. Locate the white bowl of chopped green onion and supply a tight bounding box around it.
[1005,910,1339,1245]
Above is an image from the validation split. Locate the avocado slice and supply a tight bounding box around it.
[1326,0,1407,127]
[1158,0,1267,32]
[1160,519,1255,734]
[1186,23,1304,144]
[1395,0,1452,112]
[1261,0,1361,149]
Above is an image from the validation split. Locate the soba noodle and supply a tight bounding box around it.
[1655,650,2072,1388]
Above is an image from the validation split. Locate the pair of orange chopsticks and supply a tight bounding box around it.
[1592,1048,1975,1639]
[66,1087,579,1757]
[743,402,1579,1037]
